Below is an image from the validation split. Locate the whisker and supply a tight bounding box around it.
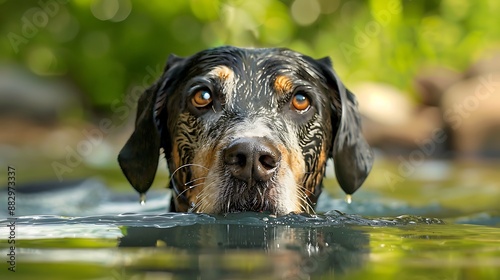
[184,177,206,186]
[256,186,264,205]
[296,184,316,214]
[169,164,209,200]
[297,183,314,196]
[176,180,206,200]
[187,181,207,188]
[296,193,309,205]
[226,196,231,213]
[299,201,308,213]
[170,163,209,179]
[192,180,216,213]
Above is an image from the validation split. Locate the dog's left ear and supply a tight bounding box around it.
[118,54,185,195]
[316,57,373,195]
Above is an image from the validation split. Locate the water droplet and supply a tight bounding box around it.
[345,194,352,204]
[140,193,146,205]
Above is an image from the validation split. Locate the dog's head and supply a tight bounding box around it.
[118,46,373,215]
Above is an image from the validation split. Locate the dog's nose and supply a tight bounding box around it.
[223,137,281,183]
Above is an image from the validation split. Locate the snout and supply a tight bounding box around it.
[223,137,281,183]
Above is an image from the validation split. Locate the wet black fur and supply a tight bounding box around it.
[118,46,373,213]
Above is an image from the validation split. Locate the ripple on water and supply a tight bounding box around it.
[0,211,444,230]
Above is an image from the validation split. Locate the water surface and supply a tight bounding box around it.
[1,160,499,279]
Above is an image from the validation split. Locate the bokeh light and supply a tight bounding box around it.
[291,0,320,26]
[90,0,131,22]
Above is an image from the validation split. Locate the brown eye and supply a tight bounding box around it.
[191,89,213,108]
[291,92,310,112]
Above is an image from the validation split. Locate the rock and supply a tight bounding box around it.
[414,67,462,107]
[354,83,444,155]
[0,64,81,124]
[440,72,500,157]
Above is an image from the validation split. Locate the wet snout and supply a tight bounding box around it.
[223,137,281,183]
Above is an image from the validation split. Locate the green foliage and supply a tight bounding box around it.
[1,0,499,112]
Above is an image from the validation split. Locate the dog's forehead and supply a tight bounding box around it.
[191,47,318,78]
[187,47,324,103]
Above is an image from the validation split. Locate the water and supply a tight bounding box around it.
[0,160,499,279]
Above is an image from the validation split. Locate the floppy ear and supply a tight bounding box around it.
[117,54,184,195]
[316,57,373,195]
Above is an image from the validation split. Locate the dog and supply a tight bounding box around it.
[118,46,373,215]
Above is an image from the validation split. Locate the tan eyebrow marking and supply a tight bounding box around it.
[274,75,294,95]
[209,65,234,81]
[207,65,235,106]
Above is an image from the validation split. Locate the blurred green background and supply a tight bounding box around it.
[2,0,498,111]
[1,0,500,185]
[2,4,499,278]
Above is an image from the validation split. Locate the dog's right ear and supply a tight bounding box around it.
[118,54,185,196]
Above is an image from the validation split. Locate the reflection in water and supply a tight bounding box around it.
[3,212,496,280]
[119,219,369,279]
